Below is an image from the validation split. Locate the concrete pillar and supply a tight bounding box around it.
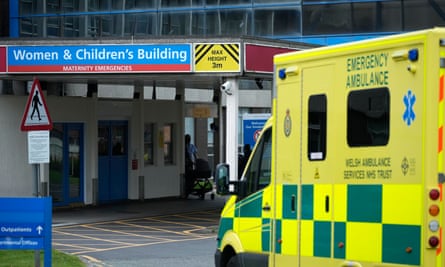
[138,176,144,201]
[92,178,98,206]
[223,78,239,181]
[176,80,186,197]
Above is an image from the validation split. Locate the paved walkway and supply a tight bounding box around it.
[52,196,227,226]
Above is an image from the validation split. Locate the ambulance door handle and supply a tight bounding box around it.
[291,195,296,212]
[325,195,330,213]
[262,205,271,212]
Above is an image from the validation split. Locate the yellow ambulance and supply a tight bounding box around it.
[214,28,445,267]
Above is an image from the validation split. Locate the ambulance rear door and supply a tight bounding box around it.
[299,63,337,267]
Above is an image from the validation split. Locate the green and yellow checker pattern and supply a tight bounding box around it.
[286,183,422,265]
[217,184,423,266]
[217,190,273,253]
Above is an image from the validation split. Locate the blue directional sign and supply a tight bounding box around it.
[0,197,52,267]
[242,113,270,149]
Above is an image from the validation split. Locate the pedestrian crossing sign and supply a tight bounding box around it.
[20,78,53,131]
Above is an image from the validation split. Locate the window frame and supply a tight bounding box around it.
[308,94,327,161]
[347,87,390,147]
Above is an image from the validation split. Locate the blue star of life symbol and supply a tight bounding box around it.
[403,89,416,126]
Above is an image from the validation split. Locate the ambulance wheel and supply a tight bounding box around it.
[226,255,240,267]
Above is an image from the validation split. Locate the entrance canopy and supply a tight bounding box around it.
[0,36,315,181]
[0,36,315,88]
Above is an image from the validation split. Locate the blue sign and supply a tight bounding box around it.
[0,237,44,250]
[7,44,192,73]
[0,197,52,267]
[0,223,45,237]
[242,114,270,149]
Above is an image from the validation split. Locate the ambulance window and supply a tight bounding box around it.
[347,88,389,147]
[242,128,272,198]
[308,94,327,161]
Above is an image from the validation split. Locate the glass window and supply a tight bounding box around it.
[241,127,272,198]
[255,0,299,3]
[87,15,100,37]
[303,3,352,35]
[308,94,326,160]
[350,1,402,33]
[163,124,174,164]
[88,0,99,11]
[68,127,81,198]
[98,126,109,156]
[144,123,154,165]
[20,17,38,37]
[100,15,114,36]
[220,9,252,35]
[404,0,445,31]
[125,13,157,36]
[205,10,221,35]
[47,0,61,14]
[64,16,80,37]
[50,124,64,203]
[88,0,112,11]
[112,125,126,155]
[20,0,37,16]
[347,88,390,147]
[161,0,182,8]
[62,0,81,13]
[111,0,124,10]
[125,0,156,9]
[86,14,124,37]
[207,0,251,5]
[47,17,61,37]
[192,0,206,6]
[160,12,191,35]
[192,12,206,35]
[254,8,301,36]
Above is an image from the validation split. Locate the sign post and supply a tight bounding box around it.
[20,77,53,195]
[19,78,53,267]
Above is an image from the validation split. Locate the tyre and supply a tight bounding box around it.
[226,255,240,267]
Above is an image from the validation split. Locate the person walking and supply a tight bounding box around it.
[185,134,198,196]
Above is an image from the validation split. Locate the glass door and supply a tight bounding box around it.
[50,123,84,206]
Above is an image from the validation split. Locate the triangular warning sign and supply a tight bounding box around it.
[314,168,320,179]
[20,78,53,131]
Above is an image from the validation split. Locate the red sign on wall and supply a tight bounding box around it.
[244,44,298,73]
[0,47,6,73]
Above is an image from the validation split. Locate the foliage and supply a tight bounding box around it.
[0,250,85,267]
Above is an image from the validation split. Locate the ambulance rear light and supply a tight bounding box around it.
[429,220,440,232]
[278,69,286,80]
[426,187,441,248]
[278,66,299,80]
[391,48,418,61]
[408,49,418,61]
[429,188,440,200]
[428,236,440,247]
[429,204,440,216]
